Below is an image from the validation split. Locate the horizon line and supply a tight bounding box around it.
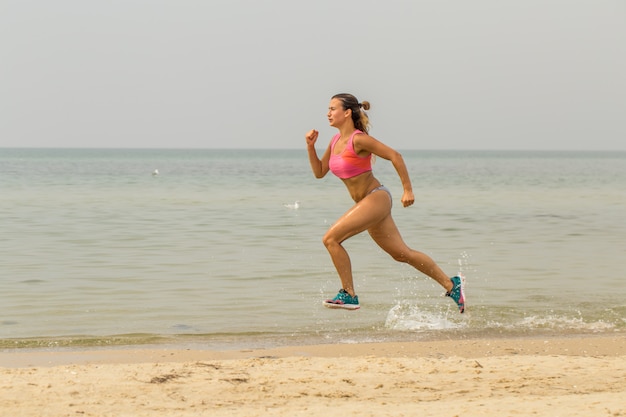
[2,146,626,153]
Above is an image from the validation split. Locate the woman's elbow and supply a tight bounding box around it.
[313,166,329,179]
[390,151,405,165]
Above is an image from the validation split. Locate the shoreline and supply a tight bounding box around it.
[2,333,624,368]
[2,334,625,416]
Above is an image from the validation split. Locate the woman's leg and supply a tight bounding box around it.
[367,215,454,292]
[322,191,391,296]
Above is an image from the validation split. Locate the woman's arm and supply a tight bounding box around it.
[306,129,331,178]
[355,133,415,207]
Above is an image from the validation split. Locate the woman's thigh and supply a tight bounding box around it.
[325,190,391,243]
[367,214,411,259]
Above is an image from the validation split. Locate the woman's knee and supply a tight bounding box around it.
[322,232,337,249]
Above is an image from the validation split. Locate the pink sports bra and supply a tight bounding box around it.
[329,130,372,179]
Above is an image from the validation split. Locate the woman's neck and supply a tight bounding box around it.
[337,124,357,140]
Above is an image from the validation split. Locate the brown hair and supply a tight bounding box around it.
[332,93,371,134]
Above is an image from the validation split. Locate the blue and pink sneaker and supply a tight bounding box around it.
[323,289,360,310]
[446,275,466,313]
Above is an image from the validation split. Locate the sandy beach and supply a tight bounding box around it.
[1,335,625,416]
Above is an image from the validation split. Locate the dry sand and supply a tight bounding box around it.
[1,335,625,416]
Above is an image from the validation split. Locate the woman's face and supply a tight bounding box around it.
[327,98,351,128]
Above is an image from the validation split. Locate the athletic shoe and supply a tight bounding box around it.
[446,275,465,313]
[323,289,360,310]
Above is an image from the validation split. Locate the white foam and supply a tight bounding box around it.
[385,303,464,331]
[283,201,300,210]
[515,315,615,332]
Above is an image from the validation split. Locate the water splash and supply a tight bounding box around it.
[384,302,465,332]
[457,250,471,276]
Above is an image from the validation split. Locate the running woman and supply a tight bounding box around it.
[305,93,465,312]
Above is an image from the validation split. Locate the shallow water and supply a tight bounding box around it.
[1,148,624,348]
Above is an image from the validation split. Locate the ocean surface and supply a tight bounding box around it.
[1,148,625,350]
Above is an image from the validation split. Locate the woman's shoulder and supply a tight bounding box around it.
[351,130,375,145]
[353,132,395,156]
[350,130,370,143]
[351,131,376,155]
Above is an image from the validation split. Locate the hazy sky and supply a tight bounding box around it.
[2,0,625,150]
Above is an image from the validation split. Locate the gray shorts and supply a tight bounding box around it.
[368,185,392,207]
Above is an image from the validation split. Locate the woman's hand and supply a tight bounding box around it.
[306,129,329,178]
[401,190,415,207]
[305,129,319,148]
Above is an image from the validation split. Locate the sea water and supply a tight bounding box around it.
[1,148,625,349]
